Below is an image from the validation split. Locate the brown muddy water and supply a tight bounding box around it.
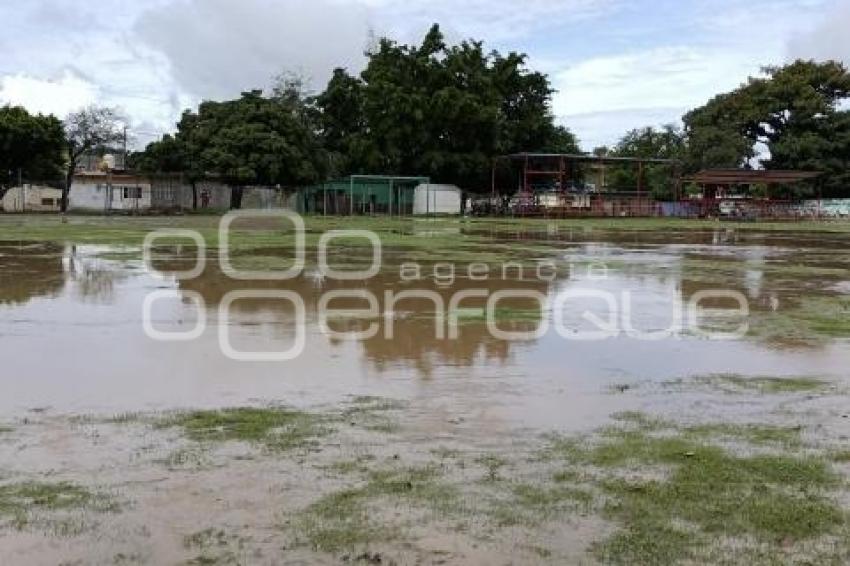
[1,226,849,564]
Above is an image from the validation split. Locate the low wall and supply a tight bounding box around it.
[149,180,290,211]
[659,199,850,219]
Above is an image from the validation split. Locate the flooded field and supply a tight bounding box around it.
[1,215,849,564]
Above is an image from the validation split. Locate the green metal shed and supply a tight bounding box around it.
[296,175,429,215]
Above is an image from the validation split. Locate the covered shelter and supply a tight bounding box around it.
[489,153,681,217]
[683,169,822,219]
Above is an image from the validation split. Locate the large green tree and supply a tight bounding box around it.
[0,105,65,188]
[315,68,370,176]
[317,24,577,190]
[141,89,327,209]
[610,125,686,199]
[683,60,850,196]
[132,131,204,209]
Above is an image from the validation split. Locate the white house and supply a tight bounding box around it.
[1,185,63,212]
[69,173,152,212]
[413,184,461,215]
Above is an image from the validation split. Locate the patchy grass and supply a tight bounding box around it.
[156,446,213,470]
[292,487,392,553]
[449,307,543,322]
[490,483,593,527]
[183,527,249,565]
[158,407,328,451]
[291,464,455,553]
[541,413,846,565]
[105,412,144,424]
[683,423,805,447]
[346,396,406,412]
[593,521,694,565]
[11,215,849,275]
[0,481,118,531]
[326,454,377,475]
[830,451,850,463]
[751,296,850,345]
[792,297,850,337]
[667,373,830,394]
[340,397,405,434]
[475,454,509,482]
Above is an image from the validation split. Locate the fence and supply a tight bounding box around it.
[148,179,291,211]
[3,179,849,221]
[662,199,850,220]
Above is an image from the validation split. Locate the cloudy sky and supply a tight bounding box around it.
[2,0,848,150]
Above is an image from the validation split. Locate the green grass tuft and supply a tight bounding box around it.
[0,481,118,530]
[670,374,830,394]
[291,464,456,553]
[158,406,327,451]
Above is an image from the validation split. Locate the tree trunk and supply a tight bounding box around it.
[191,181,198,210]
[61,163,75,213]
[230,186,243,210]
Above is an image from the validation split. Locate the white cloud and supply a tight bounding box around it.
[363,0,618,43]
[0,71,98,117]
[133,0,374,99]
[561,107,686,151]
[553,46,763,117]
[0,1,183,145]
[549,0,836,149]
[787,0,850,64]
[551,46,763,149]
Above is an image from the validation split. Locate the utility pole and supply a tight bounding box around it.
[122,126,128,170]
[18,169,24,212]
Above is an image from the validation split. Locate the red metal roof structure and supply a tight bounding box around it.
[685,169,821,185]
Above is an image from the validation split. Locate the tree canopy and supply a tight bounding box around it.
[62,106,126,210]
[0,105,65,186]
[132,37,850,202]
[609,125,686,199]
[683,60,850,196]
[317,24,577,188]
[141,89,326,192]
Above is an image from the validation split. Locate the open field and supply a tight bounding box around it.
[1,214,849,564]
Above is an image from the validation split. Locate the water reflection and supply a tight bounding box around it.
[1,229,848,418]
[170,261,552,374]
[139,225,850,371]
[0,243,66,306]
[0,243,129,306]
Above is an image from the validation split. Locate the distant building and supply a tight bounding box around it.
[69,172,152,212]
[1,185,63,212]
[75,151,127,173]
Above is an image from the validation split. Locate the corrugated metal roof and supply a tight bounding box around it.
[685,169,821,184]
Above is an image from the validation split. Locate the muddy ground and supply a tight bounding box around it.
[0,215,849,565]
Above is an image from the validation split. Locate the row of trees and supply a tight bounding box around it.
[134,25,579,206]
[603,60,850,198]
[4,24,850,208]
